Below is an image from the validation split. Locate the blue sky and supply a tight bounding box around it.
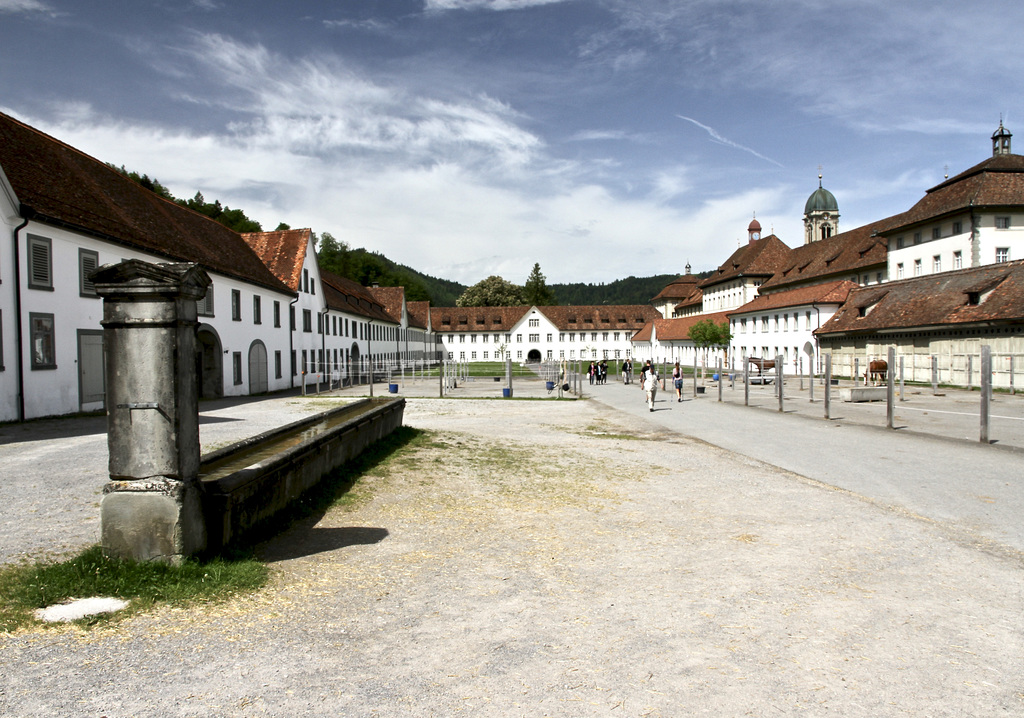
[2,0,1022,286]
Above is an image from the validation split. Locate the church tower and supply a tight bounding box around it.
[992,120,1012,156]
[803,174,839,244]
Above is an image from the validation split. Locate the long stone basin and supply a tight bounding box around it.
[199,397,405,552]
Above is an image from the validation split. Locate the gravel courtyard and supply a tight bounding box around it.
[1,396,1021,716]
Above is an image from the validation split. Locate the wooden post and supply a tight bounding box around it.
[1011,355,1016,396]
[932,355,938,394]
[899,355,905,401]
[824,353,832,420]
[777,354,784,412]
[854,357,860,387]
[808,351,814,403]
[981,345,991,444]
[886,347,895,429]
[743,354,749,406]
[718,358,723,402]
[693,352,698,398]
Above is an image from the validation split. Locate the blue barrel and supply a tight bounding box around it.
[545,381,555,391]
[712,373,719,382]
[502,388,513,398]
[388,383,398,394]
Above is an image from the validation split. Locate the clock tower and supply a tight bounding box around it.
[803,174,839,244]
[748,216,761,243]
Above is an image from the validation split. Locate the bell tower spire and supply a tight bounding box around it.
[992,118,1012,156]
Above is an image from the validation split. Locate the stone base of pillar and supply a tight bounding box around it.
[101,478,206,563]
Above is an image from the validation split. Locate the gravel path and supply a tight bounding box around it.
[1,397,1022,716]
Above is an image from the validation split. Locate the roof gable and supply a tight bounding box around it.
[0,111,291,295]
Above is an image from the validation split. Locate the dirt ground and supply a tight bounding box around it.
[1,397,1022,717]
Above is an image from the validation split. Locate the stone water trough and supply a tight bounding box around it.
[92,259,406,562]
[199,397,405,552]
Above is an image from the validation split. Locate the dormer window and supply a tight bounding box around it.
[967,292,980,306]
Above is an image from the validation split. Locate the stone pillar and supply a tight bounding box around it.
[92,260,212,563]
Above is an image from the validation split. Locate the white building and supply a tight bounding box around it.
[433,305,660,364]
[727,280,857,374]
[881,123,1024,281]
[0,110,296,421]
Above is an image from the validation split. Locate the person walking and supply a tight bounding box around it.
[622,358,632,384]
[643,362,659,412]
[588,361,596,385]
[672,361,683,402]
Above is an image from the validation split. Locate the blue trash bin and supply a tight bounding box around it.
[388,383,398,394]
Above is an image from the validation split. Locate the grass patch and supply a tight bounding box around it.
[0,546,268,633]
[0,426,425,633]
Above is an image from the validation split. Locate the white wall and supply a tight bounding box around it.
[6,219,294,420]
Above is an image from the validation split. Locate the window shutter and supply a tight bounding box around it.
[29,238,51,288]
[80,252,98,295]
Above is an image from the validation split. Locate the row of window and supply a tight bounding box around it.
[736,311,815,334]
[895,248,1010,279]
[449,349,629,361]
[893,217,1013,250]
[446,331,624,344]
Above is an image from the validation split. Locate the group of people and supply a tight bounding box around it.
[638,360,684,411]
[587,360,611,385]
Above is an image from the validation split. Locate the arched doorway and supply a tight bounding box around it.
[527,349,542,363]
[350,343,361,386]
[248,340,268,394]
[196,325,223,398]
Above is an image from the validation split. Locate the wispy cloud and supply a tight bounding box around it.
[676,115,783,168]
[425,0,567,11]
[0,0,53,14]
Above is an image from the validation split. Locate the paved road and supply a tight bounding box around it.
[584,378,1024,557]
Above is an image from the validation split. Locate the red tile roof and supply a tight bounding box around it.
[0,111,291,295]
[405,300,430,330]
[367,286,406,323]
[880,154,1024,234]
[728,280,859,315]
[633,311,731,342]
[320,270,396,324]
[759,219,898,292]
[816,260,1024,336]
[699,234,792,288]
[651,274,702,303]
[429,305,661,333]
[432,306,530,332]
[240,229,311,292]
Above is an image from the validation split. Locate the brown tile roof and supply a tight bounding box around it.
[759,218,899,292]
[429,305,661,333]
[699,234,792,289]
[405,301,430,330]
[320,270,396,324]
[539,305,662,331]
[816,260,1024,336]
[0,110,291,295]
[728,280,859,315]
[431,306,530,332]
[651,274,702,304]
[639,311,732,342]
[367,286,406,323]
[240,229,311,292]
[880,153,1024,234]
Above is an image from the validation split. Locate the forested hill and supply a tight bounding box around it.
[551,275,677,306]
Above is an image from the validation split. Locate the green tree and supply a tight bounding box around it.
[688,318,733,367]
[523,263,556,306]
[456,275,526,307]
